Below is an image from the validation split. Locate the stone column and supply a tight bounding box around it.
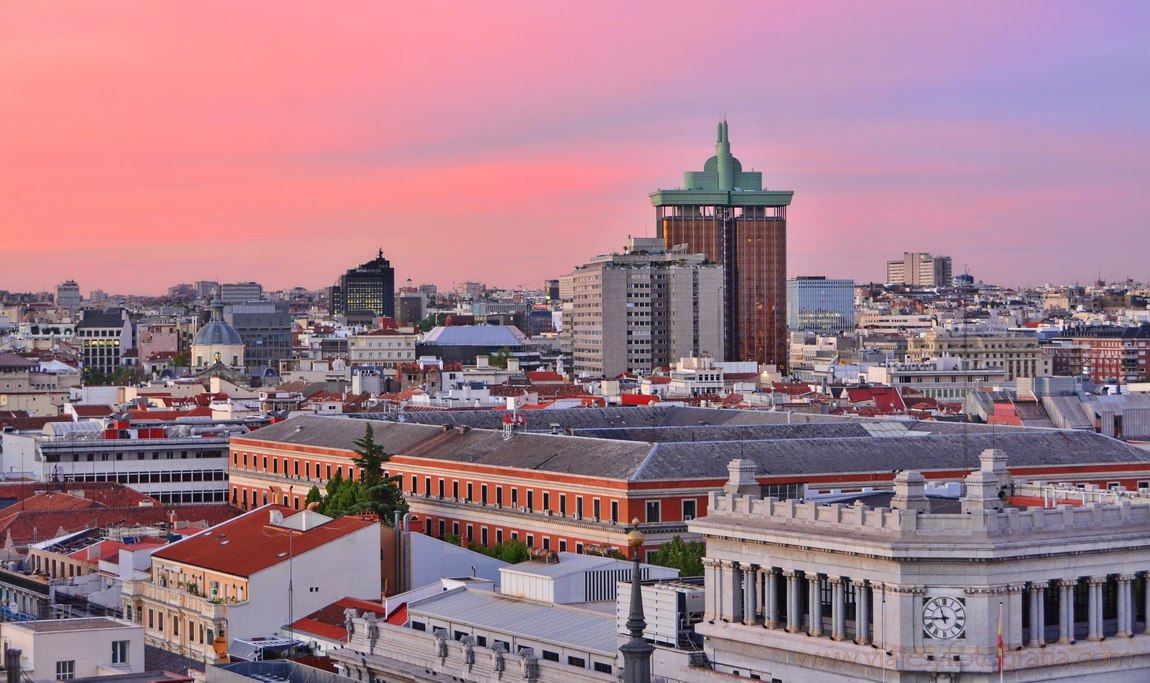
[702,558,719,621]
[728,561,744,623]
[808,574,823,637]
[717,560,741,623]
[784,570,801,633]
[1028,583,1046,647]
[741,563,757,626]
[830,578,846,640]
[1058,578,1076,644]
[765,569,780,629]
[1144,570,1150,636]
[1087,576,1105,641]
[1118,575,1135,637]
[853,579,871,645]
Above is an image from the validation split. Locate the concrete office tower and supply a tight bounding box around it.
[886,252,953,287]
[651,121,793,369]
[330,249,395,318]
[786,276,856,335]
[223,301,293,371]
[219,281,264,304]
[567,237,723,377]
[195,280,220,298]
[56,280,82,312]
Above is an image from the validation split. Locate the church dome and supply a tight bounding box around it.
[190,293,246,370]
[193,320,243,346]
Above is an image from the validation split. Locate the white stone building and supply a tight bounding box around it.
[690,453,1150,682]
[1,617,144,680]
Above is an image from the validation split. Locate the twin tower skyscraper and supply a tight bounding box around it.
[650,121,793,369]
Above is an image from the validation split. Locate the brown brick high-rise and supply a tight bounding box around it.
[650,121,794,369]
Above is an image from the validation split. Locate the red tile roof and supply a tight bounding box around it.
[524,371,564,383]
[386,602,408,626]
[152,505,377,577]
[125,407,213,420]
[845,386,907,413]
[290,595,385,641]
[772,382,814,397]
[0,502,240,548]
[620,394,659,406]
[69,538,167,563]
[72,404,116,417]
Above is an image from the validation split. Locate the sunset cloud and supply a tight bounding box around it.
[2,1,1148,294]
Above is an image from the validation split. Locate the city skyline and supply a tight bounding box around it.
[2,2,1148,296]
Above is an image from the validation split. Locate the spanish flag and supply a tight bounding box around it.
[997,601,1004,674]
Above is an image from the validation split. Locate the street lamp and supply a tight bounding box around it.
[619,518,653,683]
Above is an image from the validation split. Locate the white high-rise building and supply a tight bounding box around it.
[886,252,953,287]
[566,238,723,377]
[56,280,82,312]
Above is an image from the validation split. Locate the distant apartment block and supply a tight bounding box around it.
[566,238,723,377]
[885,252,953,287]
[906,329,1050,381]
[224,301,293,371]
[454,281,485,301]
[218,282,264,304]
[195,280,220,298]
[2,418,237,504]
[56,280,82,312]
[786,276,856,335]
[348,329,418,368]
[1047,323,1150,383]
[0,352,79,417]
[397,292,425,325]
[76,309,133,375]
[866,357,1007,400]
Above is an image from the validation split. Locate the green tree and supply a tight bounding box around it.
[489,346,512,369]
[351,425,409,523]
[316,469,368,517]
[493,538,530,564]
[108,365,144,386]
[444,537,531,564]
[304,485,323,507]
[83,367,108,386]
[649,535,705,577]
[172,352,190,367]
[417,311,449,333]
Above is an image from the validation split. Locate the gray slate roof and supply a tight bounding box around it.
[637,430,1150,480]
[192,320,243,346]
[241,412,1150,483]
[420,325,528,347]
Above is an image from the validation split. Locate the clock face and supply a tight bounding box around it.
[922,597,966,639]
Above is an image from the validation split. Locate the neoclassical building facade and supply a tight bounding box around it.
[691,452,1150,682]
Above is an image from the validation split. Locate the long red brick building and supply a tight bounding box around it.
[228,407,1150,561]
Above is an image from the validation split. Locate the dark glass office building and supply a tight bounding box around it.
[330,249,395,318]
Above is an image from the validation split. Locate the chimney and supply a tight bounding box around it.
[723,459,760,496]
[962,449,1011,514]
[890,470,930,512]
[6,648,23,683]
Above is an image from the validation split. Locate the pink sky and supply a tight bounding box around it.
[2,2,1148,296]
